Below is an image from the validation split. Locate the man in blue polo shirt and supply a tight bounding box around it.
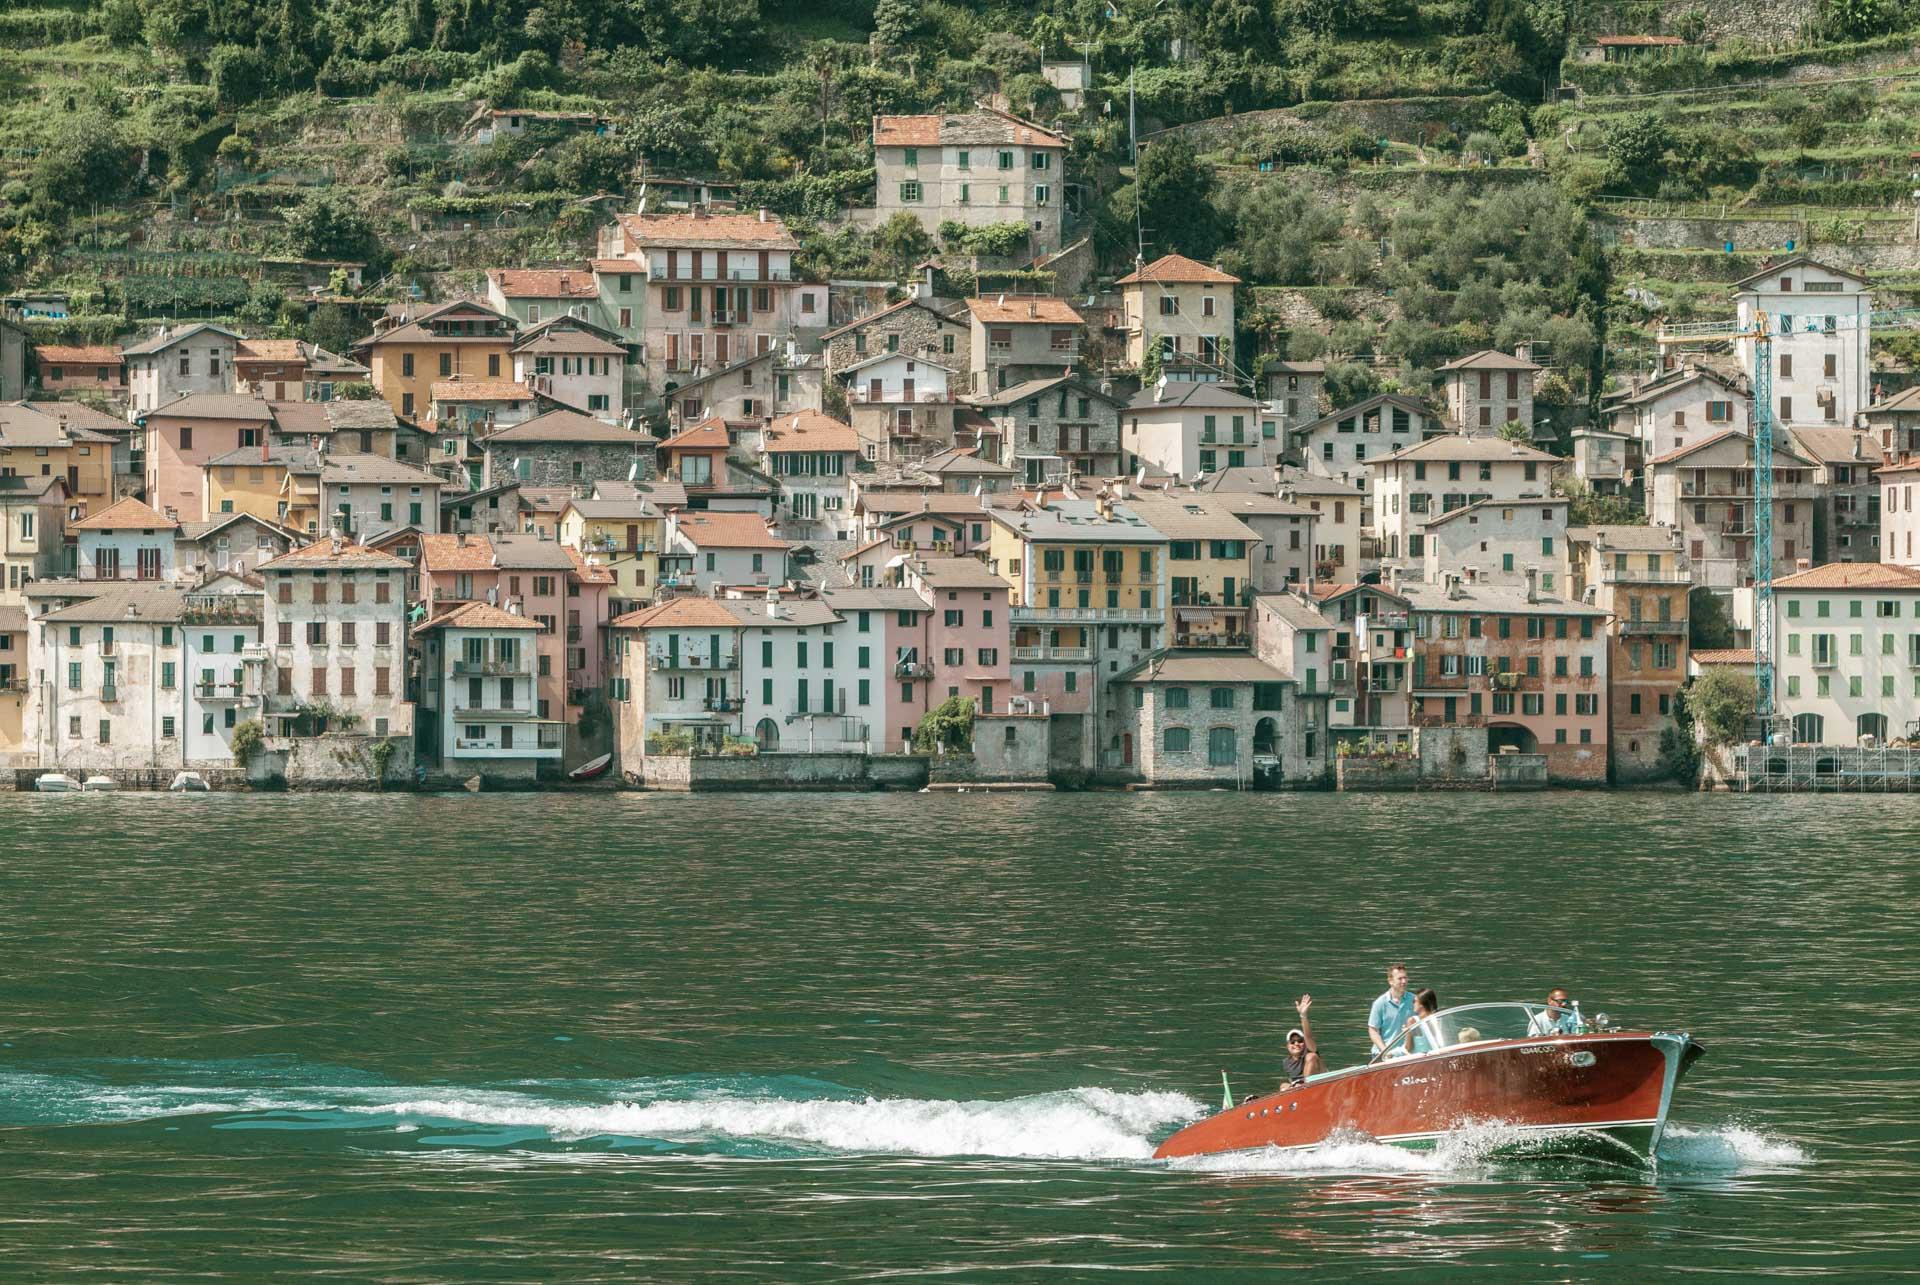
[1368,962,1416,1056]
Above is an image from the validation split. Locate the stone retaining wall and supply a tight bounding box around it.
[633,751,930,791]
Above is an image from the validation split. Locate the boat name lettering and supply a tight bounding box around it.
[1396,1076,1431,1087]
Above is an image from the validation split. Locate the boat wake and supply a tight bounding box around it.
[0,1063,1807,1174]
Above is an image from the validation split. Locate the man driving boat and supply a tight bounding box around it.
[1528,988,1579,1035]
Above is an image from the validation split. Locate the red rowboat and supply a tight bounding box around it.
[1155,1002,1705,1164]
[569,753,614,782]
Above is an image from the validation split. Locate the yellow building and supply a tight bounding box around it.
[1126,497,1259,647]
[363,301,517,423]
[560,494,667,613]
[0,402,120,518]
[202,446,324,531]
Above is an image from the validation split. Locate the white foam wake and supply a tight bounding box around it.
[1659,1124,1811,1169]
[349,1086,1206,1161]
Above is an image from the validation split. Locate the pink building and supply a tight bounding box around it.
[906,556,1012,713]
[35,345,125,398]
[821,584,931,752]
[419,531,613,722]
[143,394,274,521]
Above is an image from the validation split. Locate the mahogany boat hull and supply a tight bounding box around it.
[1154,1032,1704,1163]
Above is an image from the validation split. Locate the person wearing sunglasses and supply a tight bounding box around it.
[1283,994,1323,1086]
[1528,988,1579,1036]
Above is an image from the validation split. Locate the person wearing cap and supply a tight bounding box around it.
[1283,994,1323,1086]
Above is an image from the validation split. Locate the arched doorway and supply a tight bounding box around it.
[1793,713,1824,744]
[1254,717,1279,756]
[1857,712,1889,743]
[1486,724,1539,755]
[755,718,780,751]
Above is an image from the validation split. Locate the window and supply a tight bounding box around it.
[898,181,921,202]
[1166,687,1190,709]
[1209,687,1235,709]
[1163,726,1191,752]
[1207,727,1237,766]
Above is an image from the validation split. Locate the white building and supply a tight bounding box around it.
[319,454,444,540]
[1123,382,1276,480]
[1881,457,1920,568]
[1734,256,1872,430]
[1291,393,1446,488]
[122,323,241,417]
[258,539,412,739]
[1760,560,1920,744]
[511,318,627,422]
[1421,497,1571,591]
[1603,365,1747,464]
[180,577,268,766]
[871,110,1068,256]
[664,510,791,593]
[763,411,858,541]
[413,600,560,777]
[1369,436,1560,566]
[70,497,182,582]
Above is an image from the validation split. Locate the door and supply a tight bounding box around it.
[626,524,639,550]
[1122,733,1133,766]
[869,379,882,402]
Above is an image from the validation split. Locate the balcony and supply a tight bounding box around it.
[1173,632,1252,649]
[452,658,531,676]
[895,659,934,679]
[1618,618,1686,635]
[452,727,564,757]
[849,388,952,405]
[100,683,117,702]
[1011,645,1091,662]
[1013,605,1160,625]
[647,648,740,669]
[450,701,536,720]
[194,680,248,703]
[703,695,743,712]
[1596,565,1690,585]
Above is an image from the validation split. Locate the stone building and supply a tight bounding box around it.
[1108,650,1324,787]
[123,323,241,417]
[1646,430,1816,589]
[1787,426,1882,565]
[1437,349,1540,436]
[1262,360,1324,444]
[481,410,657,489]
[822,297,969,379]
[969,375,1124,485]
[871,110,1068,256]
[258,538,413,740]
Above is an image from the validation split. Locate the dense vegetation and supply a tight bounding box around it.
[1,0,1916,403]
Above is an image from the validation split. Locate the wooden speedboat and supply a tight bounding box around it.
[1155,1002,1704,1164]
[569,752,613,782]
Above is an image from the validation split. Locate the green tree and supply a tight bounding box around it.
[1111,134,1224,261]
[871,211,934,278]
[31,113,137,215]
[1689,586,1737,650]
[1324,360,1378,406]
[913,695,977,753]
[1688,668,1756,746]
[284,191,379,265]
[1604,113,1671,192]
[236,278,284,331]
[1551,477,1638,526]
[873,0,920,47]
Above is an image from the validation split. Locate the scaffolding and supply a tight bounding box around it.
[1731,743,1920,792]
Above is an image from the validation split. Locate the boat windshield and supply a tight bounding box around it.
[1371,1001,1584,1063]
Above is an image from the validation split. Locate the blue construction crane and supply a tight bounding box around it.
[1655,306,1920,724]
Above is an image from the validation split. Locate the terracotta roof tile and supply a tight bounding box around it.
[433,379,532,402]
[236,339,306,363]
[763,410,859,454]
[35,345,121,365]
[1692,648,1756,664]
[1765,562,1920,590]
[413,600,542,634]
[661,418,731,451]
[872,115,942,147]
[965,295,1084,325]
[487,268,599,299]
[674,511,789,550]
[70,496,178,531]
[615,212,800,251]
[611,597,744,629]
[256,540,408,571]
[1115,253,1240,286]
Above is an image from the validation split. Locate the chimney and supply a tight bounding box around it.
[126,601,140,618]
[1852,435,1864,460]
[1445,572,1462,601]
[1514,342,1532,364]
[1027,302,1038,319]
[329,531,343,555]
[455,531,467,547]
[758,207,769,223]
[1387,564,1402,594]
[1797,557,1811,571]
[261,437,269,463]
[1524,564,1539,603]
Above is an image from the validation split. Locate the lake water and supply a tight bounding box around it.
[1,791,1915,1277]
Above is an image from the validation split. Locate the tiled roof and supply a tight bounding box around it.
[36,345,121,365]
[413,600,542,634]
[1765,562,1920,590]
[69,496,178,531]
[1125,381,1264,412]
[763,410,859,454]
[965,295,1083,325]
[146,393,274,421]
[320,454,444,485]
[660,419,731,451]
[1115,254,1240,286]
[567,546,616,584]
[419,532,500,572]
[511,327,625,355]
[873,109,1067,149]
[1425,495,1568,528]
[911,556,1005,589]
[121,323,241,356]
[858,492,993,517]
[615,211,800,251]
[236,339,306,363]
[1647,430,1806,468]
[484,410,648,443]
[1732,255,1869,289]
[204,445,322,470]
[1692,648,1756,664]
[1126,496,1260,541]
[1437,349,1542,372]
[1787,427,1883,467]
[1596,34,1686,44]
[1569,524,1683,551]
[1117,650,1289,684]
[1377,435,1559,465]
[39,584,190,624]
[433,379,532,403]
[487,268,599,299]
[1867,386,1920,414]
[267,402,331,436]
[674,511,788,550]
[256,540,408,571]
[611,597,744,630]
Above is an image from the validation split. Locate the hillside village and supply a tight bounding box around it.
[3,0,1920,791]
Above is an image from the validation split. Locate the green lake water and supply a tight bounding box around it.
[1,791,1915,1278]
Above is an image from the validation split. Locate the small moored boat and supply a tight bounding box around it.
[168,771,211,792]
[81,775,119,791]
[1155,1001,1704,1165]
[569,752,613,782]
[33,772,79,792]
